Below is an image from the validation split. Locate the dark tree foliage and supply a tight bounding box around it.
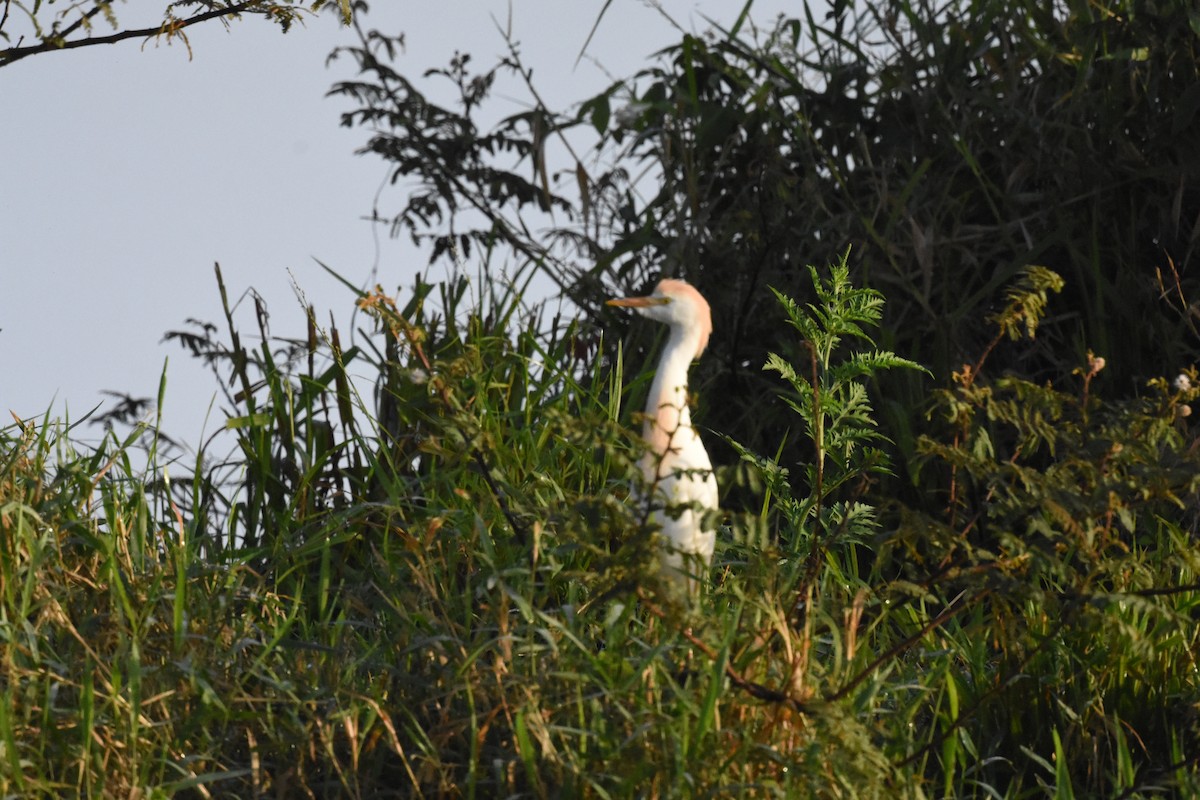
[332,0,1200,493]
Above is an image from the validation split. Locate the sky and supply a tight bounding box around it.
[1,1,796,452]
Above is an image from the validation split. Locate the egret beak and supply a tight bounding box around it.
[606,295,670,308]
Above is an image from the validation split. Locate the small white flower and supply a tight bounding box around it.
[1174,373,1191,392]
[614,102,651,128]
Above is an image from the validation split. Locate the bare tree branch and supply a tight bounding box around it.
[1,1,275,68]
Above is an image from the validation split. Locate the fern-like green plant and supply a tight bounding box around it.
[732,249,926,576]
[896,266,1200,796]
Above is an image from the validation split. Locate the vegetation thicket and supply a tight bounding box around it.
[333,0,1200,478]
[4,0,1200,796]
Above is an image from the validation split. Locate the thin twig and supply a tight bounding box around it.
[636,587,813,713]
[828,590,982,703]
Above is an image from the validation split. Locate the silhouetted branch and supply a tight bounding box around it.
[2,1,258,67]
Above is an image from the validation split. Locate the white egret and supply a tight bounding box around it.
[607,279,719,591]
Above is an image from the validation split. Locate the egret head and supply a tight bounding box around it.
[606,278,712,358]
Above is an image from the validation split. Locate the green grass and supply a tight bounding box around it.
[3,257,1199,797]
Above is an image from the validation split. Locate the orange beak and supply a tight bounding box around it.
[606,295,670,308]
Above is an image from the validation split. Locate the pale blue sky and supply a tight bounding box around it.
[2,1,795,447]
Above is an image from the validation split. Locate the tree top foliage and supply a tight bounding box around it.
[333,0,1200,482]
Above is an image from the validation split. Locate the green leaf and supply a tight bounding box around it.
[588,94,611,134]
[224,412,272,429]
